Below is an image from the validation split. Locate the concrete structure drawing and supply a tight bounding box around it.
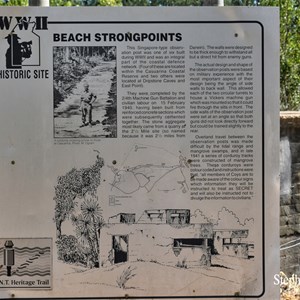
[100,209,213,268]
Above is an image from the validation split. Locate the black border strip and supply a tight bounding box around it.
[49,20,260,24]
[49,20,264,300]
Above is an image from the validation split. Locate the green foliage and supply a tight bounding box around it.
[97,0,121,6]
[78,0,121,5]
[122,0,202,5]
[50,0,79,6]
[0,0,28,5]
[0,0,119,6]
[224,0,256,5]
[261,0,300,110]
[158,0,201,5]
[121,0,147,4]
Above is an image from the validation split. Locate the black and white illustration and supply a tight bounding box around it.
[54,154,105,268]
[53,151,258,297]
[53,206,256,295]
[109,144,189,195]
[53,46,117,138]
[0,238,51,289]
[101,207,255,294]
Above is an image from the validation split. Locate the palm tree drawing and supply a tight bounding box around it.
[81,198,102,253]
[71,198,104,268]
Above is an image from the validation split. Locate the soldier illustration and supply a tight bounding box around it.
[5,32,32,69]
[80,82,97,127]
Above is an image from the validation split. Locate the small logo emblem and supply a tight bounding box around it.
[3,18,43,69]
[5,32,33,69]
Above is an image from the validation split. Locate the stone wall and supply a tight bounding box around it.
[280,112,300,276]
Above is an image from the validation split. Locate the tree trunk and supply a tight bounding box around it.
[56,220,62,238]
[92,216,100,256]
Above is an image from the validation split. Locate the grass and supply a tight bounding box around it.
[116,265,136,289]
[280,272,300,299]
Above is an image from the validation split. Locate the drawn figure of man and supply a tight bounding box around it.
[5,32,32,69]
[80,82,97,127]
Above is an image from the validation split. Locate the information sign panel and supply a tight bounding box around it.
[0,7,279,299]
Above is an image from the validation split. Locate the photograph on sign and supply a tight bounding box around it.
[53,46,117,138]
[0,7,279,299]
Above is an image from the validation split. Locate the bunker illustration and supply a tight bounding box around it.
[100,209,213,267]
[99,209,252,268]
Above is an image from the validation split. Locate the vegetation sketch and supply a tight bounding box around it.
[54,155,104,268]
[116,265,137,289]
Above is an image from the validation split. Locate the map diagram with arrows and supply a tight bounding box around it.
[108,144,189,195]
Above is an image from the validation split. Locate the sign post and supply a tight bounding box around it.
[4,240,14,277]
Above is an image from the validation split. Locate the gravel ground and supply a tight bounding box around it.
[281,272,300,299]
